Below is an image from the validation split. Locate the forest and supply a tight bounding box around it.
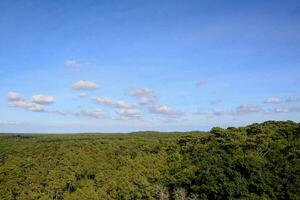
[0,120,299,200]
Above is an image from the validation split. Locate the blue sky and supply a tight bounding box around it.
[0,0,300,133]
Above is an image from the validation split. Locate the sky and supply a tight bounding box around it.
[0,0,300,133]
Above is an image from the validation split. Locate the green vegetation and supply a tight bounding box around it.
[0,121,299,199]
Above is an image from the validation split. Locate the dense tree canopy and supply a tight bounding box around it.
[0,121,299,199]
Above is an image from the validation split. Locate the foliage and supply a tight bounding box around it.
[0,121,299,199]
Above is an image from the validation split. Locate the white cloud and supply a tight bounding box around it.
[264,97,282,104]
[275,108,289,113]
[7,92,22,101]
[150,105,183,117]
[65,59,82,70]
[116,107,142,120]
[92,97,131,108]
[92,96,142,120]
[7,92,54,112]
[235,104,261,114]
[9,100,45,112]
[116,107,141,116]
[127,88,157,105]
[72,80,98,90]
[128,87,183,118]
[196,80,207,86]
[32,95,54,105]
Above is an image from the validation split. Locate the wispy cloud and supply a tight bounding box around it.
[210,99,222,104]
[48,109,71,116]
[65,59,82,71]
[290,106,300,112]
[92,97,131,108]
[127,87,184,118]
[213,104,262,116]
[274,108,289,113]
[127,87,157,106]
[32,95,54,105]
[72,80,98,90]
[78,93,88,98]
[48,108,107,118]
[0,121,17,125]
[150,105,184,117]
[273,105,300,113]
[286,96,299,102]
[264,97,282,104]
[10,100,45,112]
[213,109,226,116]
[116,107,142,120]
[74,109,106,118]
[196,80,207,86]
[92,97,142,120]
[194,107,206,115]
[235,104,262,115]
